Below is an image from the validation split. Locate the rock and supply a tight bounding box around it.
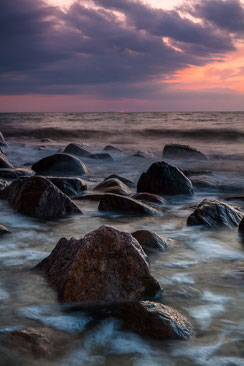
[183,169,212,177]
[187,199,243,228]
[0,224,11,235]
[0,179,8,191]
[223,195,244,202]
[35,225,161,304]
[93,178,132,196]
[104,174,134,188]
[131,230,173,255]
[98,194,161,215]
[104,145,124,153]
[163,144,208,161]
[132,150,154,158]
[90,153,113,161]
[133,192,167,205]
[0,149,13,169]
[32,153,88,177]
[2,176,82,219]
[63,143,91,158]
[0,132,7,146]
[191,175,244,193]
[238,217,244,234]
[2,327,69,360]
[74,193,103,201]
[113,301,193,340]
[45,177,87,197]
[41,138,52,142]
[0,168,33,180]
[137,161,193,195]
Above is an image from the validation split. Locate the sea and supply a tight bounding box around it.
[0,112,244,366]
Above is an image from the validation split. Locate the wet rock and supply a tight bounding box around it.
[63,143,91,158]
[133,192,167,205]
[132,150,154,158]
[104,174,135,188]
[191,175,244,193]
[89,153,113,161]
[187,199,243,228]
[163,144,208,161]
[98,193,161,215]
[93,178,132,196]
[0,149,13,169]
[32,153,88,177]
[0,168,33,180]
[104,145,124,153]
[2,327,70,360]
[131,230,173,256]
[0,224,11,235]
[223,195,244,202]
[0,179,8,191]
[2,176,82,219]
[0,132,7,146]
[238,217,244,234]
[137,161,193,195]
[113,301,193,340]
[35,225,161,304]
[45,177,87,197]
[74,193,103,201]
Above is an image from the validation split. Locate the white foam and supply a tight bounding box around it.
[201,290,231,304]
[170,273,195,285]
[187,303,225,330]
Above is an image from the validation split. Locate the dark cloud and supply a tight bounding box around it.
[0,0,242,96]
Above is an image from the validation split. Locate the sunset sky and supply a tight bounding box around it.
[0,0,244,112]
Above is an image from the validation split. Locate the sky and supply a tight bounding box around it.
[0,0,244,112]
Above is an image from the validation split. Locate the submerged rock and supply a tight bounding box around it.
[32,153,88,177]
[63,143,91,158]
[104,174,134,188]
[45,177,87,197]
[104,145,124,153]
[131,230,173,256]
[137,161,193,195]
[89,153,113,161]
[0,149,13,169]
[35,225,161,304]
[93,178,132,196]
[163,144,208,161]
[191,175,244,193]
[0,132,7,146]
[98,193,161,215]
[113,301,193,340]
[2,176,82,219]
[0,224,11,235]
[187,199,243,228]
[0,168,33,180]
[132,150,154,158]
[133,192,167,205]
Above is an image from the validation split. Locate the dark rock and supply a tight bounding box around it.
[0,149,13,169]
[74,193,103,201]
[0,179,8,191]
[187,199,243,228]
[44,177,87,197]
[132,150,154,158]
[137,161,193,195]
[163,144,208,161]
[2,176,82,219]
[223,195,244,202]
[239,217,244,234]
[0,132,7,146]
[63,143,91,158]
[0,168,33,180]
[35,225,161,304]
[133,192,167,205]
[32,153,88,177]
[98,193,161,215]
[183,169,212,177]
[191,175,244,193]
[41,138,52,142]
[93,178,132,196]
[104,174,135,188]
[0,224,11,235]
[90,153,113,161]
[113,301,193,340]
[104,145,124,153]
[131,230,173,255]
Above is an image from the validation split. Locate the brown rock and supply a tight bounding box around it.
[113,301,194,340]
[45,177,87,197]
[133,192,167,205]
[74,193,103,201]
[63,143,91,158]
[131,230,173,255]
[2,176,82,219]
[104,174,134,188]
[163,144,208,161]
[93,178,132,196]
[35,225,161,304]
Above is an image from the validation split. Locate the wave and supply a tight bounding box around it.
[2,127,244,141]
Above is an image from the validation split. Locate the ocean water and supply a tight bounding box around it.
[0,112,244,365]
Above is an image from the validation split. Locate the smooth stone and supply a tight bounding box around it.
[44,177,87,197]
[137,161,193,195]
[89,153,113,161]
[187,199,243,228]
[0,132,7,146]
[32,153,88,177]
[0,149,13,169]
[63,143,91,158]
[74,193,103,201]
[35,225,161,304]
[93,178,132,196]
[104,174,135,188]
[0,224,11,235]
[98,193,161,215]
[133,192,167,205]
[0,168,33,180]
[113,301,193,340]
[132,230,173,256]
[2,176,82,219]
[104,145,124,153]
[163,144,208,161]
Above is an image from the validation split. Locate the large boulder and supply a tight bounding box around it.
[63,143,91,158]
[0,132,7,146]
[104,174,134,188]
[93,178,132,196]
[32,153,88,177]
[187,199,243,228]
[0,149,13,169]
[113,301,193,340]
[0,168,33,180]
[35,225,161,304]
[131,230,173,256]
[163,144,208,161]
[137,161,193,195]
[133,192,167,205]
[98,193,161,215]
[2,176,82,219]
[45,177,87,197]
